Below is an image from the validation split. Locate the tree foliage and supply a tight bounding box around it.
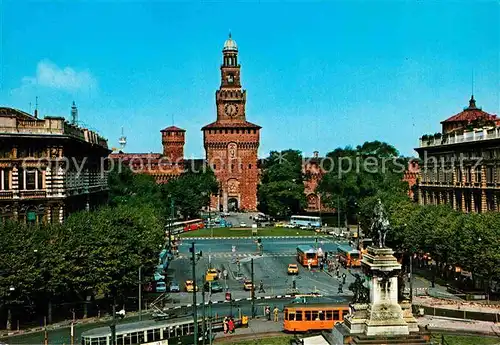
[258,150,306,218]
[318,140,409,226]
[161,169,219,219]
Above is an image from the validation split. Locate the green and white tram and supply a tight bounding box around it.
[80,317,207,345]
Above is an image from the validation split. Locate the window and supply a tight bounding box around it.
[326,310,333,320]
[333,310,339,320]
[318,311,325,320]
[312,311,319,320]
[342,310,348,319]
[475,167,482,183]
[0,149,10,158]
[487,167,493,183]
[154,329,161,340]
[130,332,138,344]
[288,312,295,321]
[295,311,302,321]
[284,311,288,320]
[1,170,10,190]
[305,311,312,321]
[26,170,36,190]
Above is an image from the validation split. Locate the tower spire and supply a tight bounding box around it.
[34,96,38,118]
[71,101,78,125]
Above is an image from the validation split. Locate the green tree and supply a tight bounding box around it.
[258,150,306,218]
[162,169,219,219]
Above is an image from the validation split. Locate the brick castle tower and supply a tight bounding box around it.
[202,34,261,212]
[161,126,185,164]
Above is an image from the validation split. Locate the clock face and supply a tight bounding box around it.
[224,103,239,117]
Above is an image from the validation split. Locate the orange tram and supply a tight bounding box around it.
[283,302,350,332]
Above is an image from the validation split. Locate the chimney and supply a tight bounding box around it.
[313,151,319,158]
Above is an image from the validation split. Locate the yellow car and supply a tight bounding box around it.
[275,222,286,228]
[185,280,199,292]
[287,264,299,275]
[243,279,254,291]
[205,268,218,282]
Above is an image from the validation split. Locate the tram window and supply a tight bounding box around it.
[116,335,123,344]
[131,332,138,344]
[123,334,131,344]
[342,310,348,319]
[295,311,303,321]
[284,310,288,320]
[138,332,145,344]
[154,329,161,340]
[305,311,312,321]
[288,312,295,321]
[147,330,153,341]
[333,310,340,320]
[99,338,107,345]
[91,339,98,345]
[318,311,325,321]
[312,311,319,320]
[326,310,333,320]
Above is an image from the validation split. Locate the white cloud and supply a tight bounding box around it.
[20,60,97,92]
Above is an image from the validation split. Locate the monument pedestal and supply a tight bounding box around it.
[332,246,429,344]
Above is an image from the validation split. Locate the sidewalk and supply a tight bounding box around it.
[418,315,500,336]
[213,316,284,342]
[415,296,500,314]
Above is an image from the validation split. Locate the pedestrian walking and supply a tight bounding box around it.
[228,317,235,334]
[265,306,271,321]
[223,317,228,334]
[338,283,343,294]
[308,259,312,271]
[259,280,265,293]
[342,273,347,285]
[273,306,279,322]
[336,267,340,278]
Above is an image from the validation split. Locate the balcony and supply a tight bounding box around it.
[0,191,13,199]
[19,190,47,199]
[419,127,500,148]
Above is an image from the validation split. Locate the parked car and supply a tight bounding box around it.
[156,281,167,293]
[239,222,247,227]
[204,280,223,293]
[169,281,180,292]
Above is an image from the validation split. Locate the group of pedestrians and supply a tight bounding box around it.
[265,306,280,322]
[223,316,235,334]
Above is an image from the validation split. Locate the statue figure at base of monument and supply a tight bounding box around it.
[349,273,370,304]
[370,199,390,248]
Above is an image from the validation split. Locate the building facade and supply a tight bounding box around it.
[415,96,500,213]
[202,35,261,212]
[0,106,110,223]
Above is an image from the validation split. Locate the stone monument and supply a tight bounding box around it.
[331,199,427,345]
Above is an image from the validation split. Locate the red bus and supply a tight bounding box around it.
[296,245,319,267]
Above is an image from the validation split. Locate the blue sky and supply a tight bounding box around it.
[1,1,498,158]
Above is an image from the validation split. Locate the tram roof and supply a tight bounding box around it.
[81,316,193,338]
[285,296,350,307]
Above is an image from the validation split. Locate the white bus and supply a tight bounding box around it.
[290,215,322,228]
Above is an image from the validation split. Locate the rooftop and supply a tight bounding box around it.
[161,126,185,132]
[441,96,498,124]
[201,120,261,130]
[0,107,108,149]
